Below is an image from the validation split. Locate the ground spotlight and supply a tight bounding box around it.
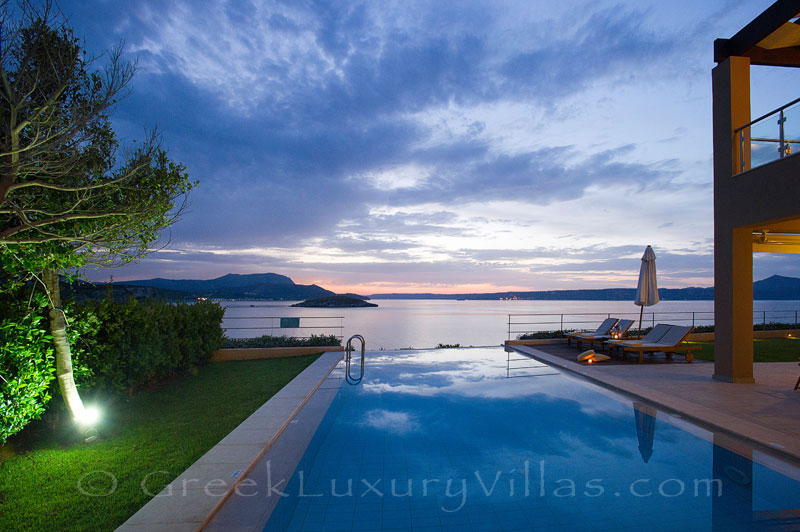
[76,405,102,427]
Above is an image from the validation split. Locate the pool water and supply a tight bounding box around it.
[264,348,800,532]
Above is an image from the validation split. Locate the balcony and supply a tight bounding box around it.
[735,96,800,174]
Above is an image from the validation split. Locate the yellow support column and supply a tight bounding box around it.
[712,56,754,383]
[714,227,754,382]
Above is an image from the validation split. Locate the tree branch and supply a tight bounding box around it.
[0,211,131,240]
[6,156,153,193]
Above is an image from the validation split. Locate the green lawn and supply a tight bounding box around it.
[0,354,320,532]
[691,338,800,362]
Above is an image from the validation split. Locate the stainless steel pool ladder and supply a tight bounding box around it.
[345,334,365,385]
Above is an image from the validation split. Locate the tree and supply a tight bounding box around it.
[0,0,194,430]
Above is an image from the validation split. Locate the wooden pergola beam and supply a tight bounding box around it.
[715,0,800,67]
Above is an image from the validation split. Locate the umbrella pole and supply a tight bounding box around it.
[638,306,644,336]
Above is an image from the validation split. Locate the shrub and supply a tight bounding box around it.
[222,334,341,349]
[517,330,568,340]
[0,289,96,442]
[651,323,798,334]
[0,305,55,442]
[74,298,225,396]
[754,321,799,331]
[516,322,800,341]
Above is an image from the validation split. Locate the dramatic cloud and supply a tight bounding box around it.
[59,0,799,292]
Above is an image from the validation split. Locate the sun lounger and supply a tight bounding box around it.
[578,319,635,351]
[606,323,672,351]
[609,324,699,363]
[564,318,618,348]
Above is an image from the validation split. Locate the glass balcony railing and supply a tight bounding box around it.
[735,96,800,174]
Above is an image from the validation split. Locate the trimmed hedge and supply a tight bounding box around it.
[75,298,225,396]
[1,296,225,442]
[222,334,341,349]
[517,330,568,340]
[693,322,799,333]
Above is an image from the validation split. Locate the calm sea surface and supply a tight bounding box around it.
[220,299,800,350]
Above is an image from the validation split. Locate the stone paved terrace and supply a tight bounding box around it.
[510,343,800,463]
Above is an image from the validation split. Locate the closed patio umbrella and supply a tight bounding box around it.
[635,245,659,334]
[633,401,657,463]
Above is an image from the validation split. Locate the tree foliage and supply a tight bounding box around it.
[0,0,195,429]
[0,1,193,271]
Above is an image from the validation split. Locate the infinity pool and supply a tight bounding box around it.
[263,348,800,532]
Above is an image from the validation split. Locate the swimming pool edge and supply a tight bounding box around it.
[113,350,344,532]
[509,344,800,465]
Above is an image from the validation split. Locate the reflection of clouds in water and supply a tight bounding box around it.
[356,348,680,465]
[338,348,717,494]
[360,409,420,434]
[363,348,633,420]
[363,382,441,397]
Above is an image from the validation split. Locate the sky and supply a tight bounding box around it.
[60,0,800,294]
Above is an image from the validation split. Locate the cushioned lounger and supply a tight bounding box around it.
[579,319,636,351]
[612,325,699,363]
[609,323,671,346]
[564,318,618,348]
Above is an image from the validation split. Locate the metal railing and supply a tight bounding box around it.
[735,96,800,174]
[222,315,344,340]
[507,310,800,340]
[344,334,365,385]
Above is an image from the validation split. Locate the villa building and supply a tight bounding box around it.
[713,0,800,382]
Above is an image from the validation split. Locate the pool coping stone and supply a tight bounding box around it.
[114,350,344,532]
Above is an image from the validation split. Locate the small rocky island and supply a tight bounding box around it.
[291,295,378,308]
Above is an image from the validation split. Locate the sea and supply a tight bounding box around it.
[220,299,800,350]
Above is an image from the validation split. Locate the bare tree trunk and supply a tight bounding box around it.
[42,266,86,422]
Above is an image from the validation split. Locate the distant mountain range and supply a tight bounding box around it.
[369,287,715,300]
[370,275,800,301]
[72,273,800,301]
[124,272,296,291]
[82,273,334,301]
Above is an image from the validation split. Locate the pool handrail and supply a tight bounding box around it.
[345,334,365,385]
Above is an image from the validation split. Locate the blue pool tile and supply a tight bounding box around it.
[354,510,382,520]
[410,515,441,527]
[550,522,602,532]
[497,517,529,530]
[320,522,352,532]
[470,519,502,530]
[439,510,470,524]
[382,517,413,529]
[351,518,382,530]
[383,509,412,520]
[442,525,472,532]
[409,501,440,513]
[304,511,326,523]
